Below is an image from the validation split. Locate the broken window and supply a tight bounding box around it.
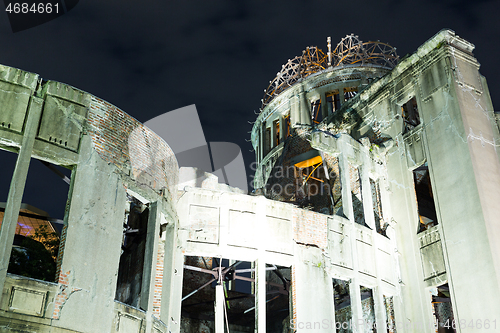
[413,163,438,233]
[266,264,291,332]
[370,178,387,236]
[330,158,343,216]
[273,119,280,146]
[311,99,323,124]
[349,165,366,227]
[326,90,341,113]
[360,286,377,332]
[1,154,71,282]
[115,196,149,308]
[384,295,397,333]
[283,113,291,139]
[265,127,271,156]
[431,284,456,333]
[181,256,256,332]
[344,87,358,102]
[333,278,352,332]
[401,97,420,133]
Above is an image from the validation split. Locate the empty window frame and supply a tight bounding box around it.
[265,127,271,156]
[370,178,387,236]
[181,256,256,332]
[413,163,438,233]
[266,264,292,332]
[349,165,366,227]
[360,286,377,332]
[273,119,280,147]
[401,97,420,133]
[2,155,71,283]
[326,90,341,114]
[344,87,358,102]
[383,296,397,333]
[431,284,456,333]
[115,196,150,308]
[332,278,352,332]
[283,113,291,139]
[311,99,323,124]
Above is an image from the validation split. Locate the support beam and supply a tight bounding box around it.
[215,284,224,333]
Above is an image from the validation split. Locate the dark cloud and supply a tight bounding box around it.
[0,0,498,217]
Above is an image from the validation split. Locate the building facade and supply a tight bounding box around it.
[0,29,498,332]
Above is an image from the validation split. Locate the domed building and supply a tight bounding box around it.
[0,29,498,333]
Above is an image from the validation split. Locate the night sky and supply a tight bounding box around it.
[0,0,499,219]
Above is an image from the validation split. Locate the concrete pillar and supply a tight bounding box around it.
[349,279,363,331]
[142,201,162,332]
[373,287,388,333]
[290,94,300,128]
[0,96,43,296]
[339,148,364,330]
[255,258,266,333]
[298,85,312,126]
[215,284,225,333]
[160,221,184,333]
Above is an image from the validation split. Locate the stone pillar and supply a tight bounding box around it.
[0,96,42,296]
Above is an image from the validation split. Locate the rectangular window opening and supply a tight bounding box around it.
[414,163,438,233]
[265,127,271,156]
[266,264,292,332]
[401,97,420,133]
[181,256,256,332]
[311,99,323,124]
[3,155,72,283]
[431,283,456,333]
[283,113,291,139]
[349,165,366,227]
[344,87,358,102]
[370,178,387,237]
[273,119,280,147]
[333,278,352,332]
[115,195,150,308]
[326,90,341,113]
[360,286,377,332]
[383,295,397,333]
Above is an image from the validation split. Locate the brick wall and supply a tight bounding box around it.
[292,208,328,249]
[55,225,67,282]
[153,238,164,318]
[86,96,178,201]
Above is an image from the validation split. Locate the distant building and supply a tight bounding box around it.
[0,29,498,332]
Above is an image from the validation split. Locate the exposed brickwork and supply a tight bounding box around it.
[293,208,328,248]
[86,96,178,200]
[152,238,164,318]
[52,270,82,319]
[54,225,67,282]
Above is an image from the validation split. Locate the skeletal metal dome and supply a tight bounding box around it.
[261,34,399,108]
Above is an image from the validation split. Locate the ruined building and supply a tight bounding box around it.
[0,29,499,332]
